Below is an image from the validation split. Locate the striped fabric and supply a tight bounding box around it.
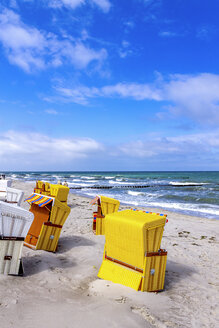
[24,193,53,207]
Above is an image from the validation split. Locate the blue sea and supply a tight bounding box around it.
[3,171,219,220]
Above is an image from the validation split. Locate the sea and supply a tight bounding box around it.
[2,171,219,220]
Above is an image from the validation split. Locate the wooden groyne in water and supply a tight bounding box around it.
[70,185,150,190]
[70,184,204,190]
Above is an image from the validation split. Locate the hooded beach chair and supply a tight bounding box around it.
[24,185,70,252]
[0,180,12,201]
[90,196,120,235]
[98,209,168,292]
[34,180,45,194]
[5,187,24,206]
[0,201,34,275]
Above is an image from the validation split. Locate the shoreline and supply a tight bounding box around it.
[3,170,219,220]
[0,180,218,328]
[70,189,219,222]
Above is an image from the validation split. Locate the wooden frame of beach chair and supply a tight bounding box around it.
[98,209,168,292]
[0,236,24,276]
[90,196,120,235]
[101,248,167,292]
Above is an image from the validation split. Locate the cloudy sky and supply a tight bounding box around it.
[0,0,219,170]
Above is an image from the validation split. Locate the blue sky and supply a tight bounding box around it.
[0,0,219,170]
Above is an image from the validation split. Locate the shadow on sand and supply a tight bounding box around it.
[57,235,96,253]
[164,259,197,290]
[22,235,95,276]
[22,252,76,276]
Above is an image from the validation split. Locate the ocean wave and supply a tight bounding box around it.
[147,201,219,216]
[121,199,139,206]
[108,180,135,185]
[127,190,145,196]
[105,176,115,179]
[81,176,96,180]
[169,181,208,186]
[52,175,61,180]
[68,182,91,187]
[72,178,98,184]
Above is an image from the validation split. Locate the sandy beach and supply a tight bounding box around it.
[0,180,218,328]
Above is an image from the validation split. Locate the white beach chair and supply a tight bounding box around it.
[0,180,12,201]
[6,187,24,206]
[0,201,34,238]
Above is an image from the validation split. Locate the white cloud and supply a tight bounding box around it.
[161,73,219,124]
[54,82,161,104]
[119,131,219,158]
[55,85,99,105]
[101,83,162,100]
[61,42,107,69]
[0,9,107,72]
[0,9,46,71]
[48,0,111,12]
[158,31,178,37]
[48,0,85,9]
[9,0,18,9]
[91,0,111,13]
[0,130,218,170]
[0,131,103,168]
[45,109,58,115]
[54,73,219,125]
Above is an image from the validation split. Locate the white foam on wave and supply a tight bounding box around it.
[11,174,17,177]
[147,201,219,216]
[82,176,96,180]
[169,181,208,186]
[52,175,61,180]
[105,176,115,179]
[68,182,91,187]
[127,190,145,196]
[83,191,98,197]
[72,178,97,183]
[108,180,134,185]
[122,200,139,206]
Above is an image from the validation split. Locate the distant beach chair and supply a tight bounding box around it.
[5,187,24,206]
[0,180,12,201]
[98,209,168,292]
[34,180,45,194]
[90,196,120,235]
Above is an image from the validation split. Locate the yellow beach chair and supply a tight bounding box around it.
[90,196,120,235]
[98,209,168,292]
[24,188,70,252]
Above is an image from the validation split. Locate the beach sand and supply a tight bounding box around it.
[0,181,218,328]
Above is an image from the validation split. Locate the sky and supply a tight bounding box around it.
[0,0,219,171]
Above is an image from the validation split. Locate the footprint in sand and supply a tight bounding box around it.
[178,231,190,238]
[49,267,63,273]
[115,296,127,304]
